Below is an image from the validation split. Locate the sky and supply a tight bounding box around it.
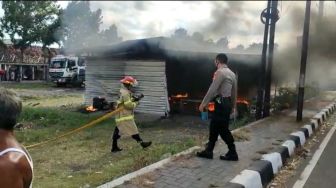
[1,1,336,50]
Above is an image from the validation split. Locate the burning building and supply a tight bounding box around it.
[82,37,261,116]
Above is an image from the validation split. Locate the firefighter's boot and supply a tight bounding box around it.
[140,141,152,149]
[111,138,122,153]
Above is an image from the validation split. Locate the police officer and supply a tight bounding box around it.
[196,53,238,161]
[111,76,152,152]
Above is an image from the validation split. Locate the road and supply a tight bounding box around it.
[292,123,336,188]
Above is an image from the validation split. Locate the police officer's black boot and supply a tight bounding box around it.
[220,144,238,161]
[196,142,214,159]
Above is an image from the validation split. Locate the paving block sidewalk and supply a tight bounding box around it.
[112,98,333,188]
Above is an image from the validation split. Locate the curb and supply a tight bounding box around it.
[97,146,200,188]
[225,102,336,188]
[97,109,273,187]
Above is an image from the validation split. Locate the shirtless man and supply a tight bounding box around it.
[0,89,33,188]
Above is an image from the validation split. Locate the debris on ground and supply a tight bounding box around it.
[129,172,156,188]
[232,128,251,141]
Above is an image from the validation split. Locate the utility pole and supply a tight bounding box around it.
[263,0,279,117]
[256,0,271,120]
[297,0,311,122]
[318,0,324,20]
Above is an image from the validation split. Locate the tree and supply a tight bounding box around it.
[40,10,62,63]
[216,37,229,50]
[0,31,5,49]
[191,32,204,43]
[1,1,60,62]
[60,1,102,52]
[246,42,263,53]
[100,24,122,45]
[232,44,245,52]
[171,28,188,39]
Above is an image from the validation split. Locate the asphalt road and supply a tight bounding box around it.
[288,122,336,188]
[302,126,336,188]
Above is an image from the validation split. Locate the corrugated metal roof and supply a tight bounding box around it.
[85,59,169,116]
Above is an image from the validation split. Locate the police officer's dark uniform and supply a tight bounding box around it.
[197,53,238,161]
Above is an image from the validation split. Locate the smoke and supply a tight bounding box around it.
[203,1,264,38]
[273,5,336,90]
[205,1,243,36]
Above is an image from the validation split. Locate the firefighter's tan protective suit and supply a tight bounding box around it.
[115,85,139,136]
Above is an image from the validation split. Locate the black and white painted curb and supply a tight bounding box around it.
[225,102,336,188]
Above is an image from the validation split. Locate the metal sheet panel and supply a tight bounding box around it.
[85,59,169,116]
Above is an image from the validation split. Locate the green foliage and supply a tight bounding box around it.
[100,24,123,45]
[0,31,5,48]
[1,1,60,56]
[230,116,250,130]
[60,1,103,51]
[304,83,320,99]
[272,84,320,111]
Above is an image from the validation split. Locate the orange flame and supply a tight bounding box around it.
[237,98,249,105]
[208,102,215,112]
[171,93,189,98]
[86,105,97,112]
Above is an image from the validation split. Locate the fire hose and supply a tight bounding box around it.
[25,106,124,149]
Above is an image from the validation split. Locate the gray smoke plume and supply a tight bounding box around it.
[203,1,264,37]
[273,5,336,90]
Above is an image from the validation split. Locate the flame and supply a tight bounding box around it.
[171,93,188,98]
[86,105,97,112]
[208,102,215,112]
[237,98,249,105]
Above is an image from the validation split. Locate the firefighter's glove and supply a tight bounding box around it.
[132,93,144,102]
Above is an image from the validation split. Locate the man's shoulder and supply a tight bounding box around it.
[0,152,31,171]
[0,152,32,186]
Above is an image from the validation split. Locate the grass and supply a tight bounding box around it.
[17,107,198,188]
[1,82,55,89]
[22,95,84,108]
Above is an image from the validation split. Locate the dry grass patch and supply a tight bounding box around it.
[232,128,251,141]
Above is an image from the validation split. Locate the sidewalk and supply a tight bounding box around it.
[103,97,333,188]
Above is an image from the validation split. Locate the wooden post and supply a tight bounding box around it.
[20,66,23,82]
[263,0,279,117]
[256,0,271,120]
[32,66,35,80]
[297,0,311,122]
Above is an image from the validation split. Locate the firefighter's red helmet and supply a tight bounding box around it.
[120,76,138,86]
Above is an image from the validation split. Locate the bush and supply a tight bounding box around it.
[272,84,319,111]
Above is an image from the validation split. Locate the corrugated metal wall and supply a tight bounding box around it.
[85,59,169,116]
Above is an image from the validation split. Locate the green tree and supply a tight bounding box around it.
[100,24,122,45]
[171,28,188,39]
[0,32,5,49]
[216,37,229,50]
[40,10,62,63]
[191,32,204,43]
[1,1,60,62]
[60,1,102,53]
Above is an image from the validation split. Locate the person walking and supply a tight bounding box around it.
[196,53,239,161]
[0,89,33,188]
[111,76,152,153]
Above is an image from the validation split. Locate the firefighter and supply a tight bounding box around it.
[196,53,239,161]
[111,76,152,152]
